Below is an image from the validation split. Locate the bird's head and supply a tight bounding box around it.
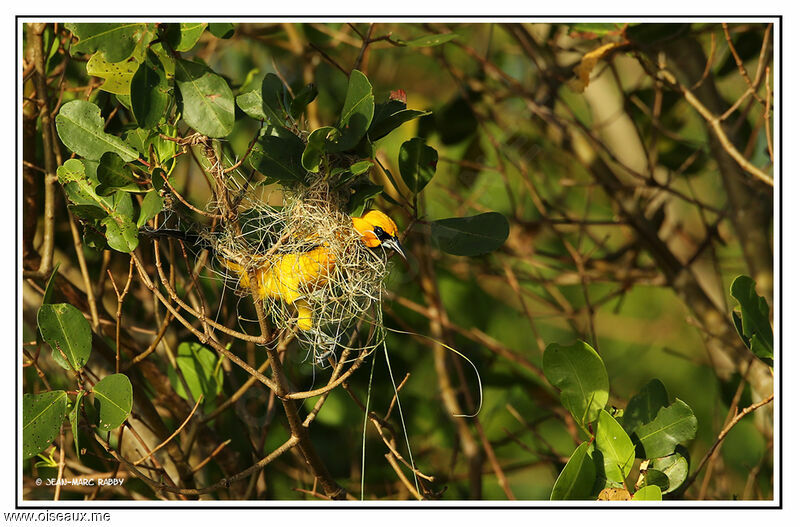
[351,210,406,260]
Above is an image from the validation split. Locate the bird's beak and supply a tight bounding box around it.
[382,236,407,260]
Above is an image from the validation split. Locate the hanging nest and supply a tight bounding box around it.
[206,176,390,363]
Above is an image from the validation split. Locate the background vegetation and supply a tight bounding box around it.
[21,21,774,501]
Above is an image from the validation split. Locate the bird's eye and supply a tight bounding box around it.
[373,226,385,237]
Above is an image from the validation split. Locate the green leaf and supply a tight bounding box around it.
[37,303,92,370]
[430,212,510,257]
[168,342,224,410]
[347,182,385,216]
[302,126,335,173]
[632,399,697,459]
[208,23,235,39]
[101,214,139,253]
[349,160,373,175]
[164,23,207,52]
[399,138,437,194]
[249,133,307,185]
[595,409,635,482]
[131,50,170,130]
[567,23,625,38]
[22,391,69,460]
[58,159,136,233]
[402,33,458,47]
[66,23,148,63]
[41,263,60,306]
[650,449,689,493]
[369,107,430,141]
[97,152,142,195]
[543,340,609,428]
[92,374,133,432]
[55,100,139,161]
[236,90,267,121]
[632,485,662,501]
[137,190,164,228]
[622,378,669,434]
[328,70,374,152]
[641,468,670,492]
[260,73,290,127]
[550,442,596,500]
[290,83,318,119]
[730,275,773,366]
[175,59,234,138]
[69,391,84,459]
[86,52,140,95]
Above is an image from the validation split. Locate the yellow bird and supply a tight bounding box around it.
[227,209,404,331]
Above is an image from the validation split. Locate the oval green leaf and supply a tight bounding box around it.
[550,442,596,500]
[730,275,773,366]
[641,468,670,492]
[208,23,235,39]
[399,137,437,195]
[37,303,92,370]
[650,449,689,493]
[55,100,139,161]
[23,391,69,460]
[622,378,669,434]
[302,126,335,172]
[631,399,697,459]
[66,23,147,63]
[96,152,142,195]
[167,342,224,410]
[290,83,318,119]
[430,212,509,257]
[249,133,307,185]
[164,23,207,52]
[543,340,609,428]
[137,190,164,228]
[101,213,140,253]
[86,52,140,95]
[69,391,84,459]
[131,50,170,129]
[261,73,290,128]
[595,409,635,482]
[175,59,235,138]
[631,485,662,501]
[327,69,374,153]
[92,373,133,432]
[403,33,458,48]
[41,262,60,306]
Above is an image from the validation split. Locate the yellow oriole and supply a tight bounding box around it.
[226,209,404,331]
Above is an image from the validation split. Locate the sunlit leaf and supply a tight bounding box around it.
[66,23,148,63]
[130,49,170,129]
[86,52,140,95]
[632,399,697,459]
[55,100,139,161]
[23,391,68,460]
[92,374,133,432]
[37,303,92,370]
[175,59,234,138]
[595,409,635,482]
[550,442,596,500]
[543,340,609,427]
[327,70,374,152]
[631,485,662,501]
